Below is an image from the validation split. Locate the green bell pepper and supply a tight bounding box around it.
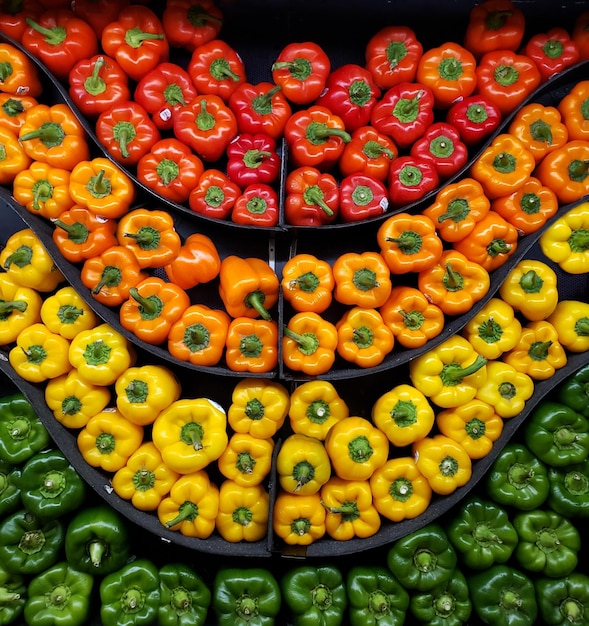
[409,567,472,626]
[20,448,86,520]
[0,509,64,575]
[100,558,160,626]
[346,565,409,626]
[158,562,211,626]
[469,564,537,626]
[386,523,457,592]
[513,509,581,578]
[0,461,21,519]
[281,564,347,626]
[0,561,26,626]
[548,458,589,518]
[213,567,281,626]
[446,497,518,570]
[524,401,589,467]
[0,393,49,465]
[486,442,549,510]
[535,573,589,625]
[24,561,93,626]
[65,505,130,576]
[557,362,589,419]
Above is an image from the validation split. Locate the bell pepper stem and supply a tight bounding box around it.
[303,185,334,216]
[165,501,198,528]
[283,326,319,355]
[25,17,66,45]
[440,354,487,385]
[0,588,20,603]
[245,290,272,320]
[19,122,65,146]
[129,287,163,320]
[528,340,551,360]
[125,26,164,48]
[84,57,107,96]
[88,539,108,568]
[0,300,28,316]
[52,218,90,244]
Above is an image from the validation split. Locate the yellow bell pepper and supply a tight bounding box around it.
[462,297,522,360]
[503,320,568,380]
[40,285,98,340]
[157,471,220,538]
[324,416,389,481]
[114,364,181,426]
[371,383,435,448]
[369,457,432,522]
[0,228,65,292]
[9,322,72,383]
[276,433,331,495]
[217,432,274,487]
[111,441,180,511]
[227,378,290,439]
[498,259,559,322]
[44,370,111,429]
[475,361,535,418]
[409,335,488,408]
[151,397,228,474]
[413,434,472,495]
[287,380,349,441]
[272,491,326,546]
[539,201,589,274]
[68,323,136,387]
[548,300,589,353]
[435,398,504,459]
[215,479,269,543]
[0,273,42,345]
[320,477,381,541]
[77,408,144,473]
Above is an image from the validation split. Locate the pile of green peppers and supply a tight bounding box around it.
[1,361,589,626]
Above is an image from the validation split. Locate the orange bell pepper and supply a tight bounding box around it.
[163,233,221,290]
[0,93,37,135]
[470,133,535,199]
[332,251,392,308]
[167,304,230,367]
[508,102,569,163]
[272,491,326,546]
[417,249,490,317]
[225,317,278,373]
[217,432,274,487]
[18,103,90,170]
[116,207,181,269]
[422,177,491,243]
[379,285,445,349]
[0,42,42,97]
[219,255,279,321]
[335,306,394,368]
[282,311,338,376]
[453,210,519,272]
[0,125,31,185]
[338,124,398,181]
[572,10,589,61]
[119,276,190,345]
[280,253,335,314]
[558,80,589,141]
[376,212,443,274]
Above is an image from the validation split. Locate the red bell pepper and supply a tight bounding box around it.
[0,0,43,42]
[173,94,237,162]
[524,27,580,82]
[315,63,381,132]
[70,0,130,39]
[68,54,131,119]
[284,105,351,170]
[387,155,439,209]
[410,121,469,181]
[339,172,389,223]
[445,94,502,147]
[100,5,169,83]
[338,124,398,181]
[365,25,423,89]
[284,166,339,226]
[136,137,204,204]
[271,41,330,105]
[21,8,99,81]
[226,132,281,188]
[188,167,241,220]
[475,50,542,117]
[228,81,292,141]
[573,10,589,61]
[95,100,161,167]
[162,0,223,53]
[231,183,279,227]
[134,61,197,131]
[188,38,246,102]
[370,81,435,149]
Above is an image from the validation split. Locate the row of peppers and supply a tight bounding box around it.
[1,365,589,625]
[3,0,589,226]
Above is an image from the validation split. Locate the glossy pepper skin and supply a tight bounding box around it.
[281,564,347,626]
[413,435,473,495]
[215,480,269,542]
[445,94,502,147]
[225,132,281,188]
[558,362,589,419]
[0,460,22,518]
[387,154,440,208]
[475,361,534,419]
[281,254,334,314]
[547,299,589,353]
[284,166,339,226]
[164,233,220,290]
[410,121,469,181]
[525,27,580,82]
[558,80,589,141]
[232,183,280,227]
[217,432,274,488]
[162,0,223,52]
[0,273,42,345]
[158,562,211,626]
[535,573,589,626]
[333,251,392,308]
[212,567,281,626]
[0,125,31,186]
[0,392,49,465]
[277,433,331,496]
[189,168,241,220]
[336,306,394,368]
[272,491,326,546]
[540,201,589,272]
[0,559,26,625]
[225,317,278,374]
